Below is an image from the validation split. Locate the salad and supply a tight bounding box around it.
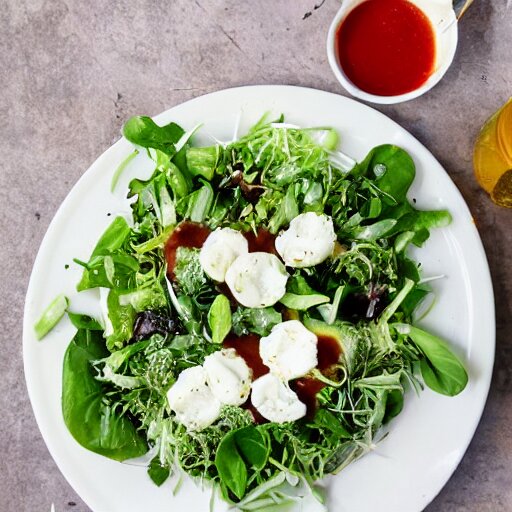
[36,114,468,510]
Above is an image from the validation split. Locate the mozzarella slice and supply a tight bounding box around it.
[259,320,318,380]
[275,212,336,267]
[225,252,288,308]
[251,373,306,423]
[203,349,251,406]
[199,227,249,282]
[166,366,221,431]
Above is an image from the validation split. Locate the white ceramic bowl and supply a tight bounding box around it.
[327,0,459,104]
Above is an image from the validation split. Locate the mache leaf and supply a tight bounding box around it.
[208,295,232,344]
[406,325,468,396]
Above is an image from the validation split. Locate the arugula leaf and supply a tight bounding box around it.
[208,295,232,344]
[62,329,148,461]
[123,116,184,156]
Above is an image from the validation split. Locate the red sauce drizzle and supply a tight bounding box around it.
[291,378,325,419]
[336,0,436,96]
[224,333,270,424]
[164,221,211,278]
[317,334,342,370]
[223,333,269,380]
[244,228,278,256]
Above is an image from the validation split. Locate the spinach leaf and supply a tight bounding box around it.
[287,274,319,295]
[215,430,247,500]
[215,426,269,500]
[67,312,103,331]
[383,389,404,424]
[84,216,130,256]
[234,426,269,471]
[208,295,232,344]
[354,145,415,203]
[406,325,468,396]
[123,116,184,156]
[76,217,136,291]
[62,329,147,461]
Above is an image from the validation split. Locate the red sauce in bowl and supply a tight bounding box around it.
[336,0,436,97]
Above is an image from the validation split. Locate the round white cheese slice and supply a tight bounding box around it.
[203,348,251,406]
[251,373,306,423]
[225,252,288,308]
[166,366,221,431]
[275,212,336,267]
[259,320,318,380]
[199,227,249,282]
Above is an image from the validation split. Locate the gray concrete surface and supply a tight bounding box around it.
[1,0,511,511]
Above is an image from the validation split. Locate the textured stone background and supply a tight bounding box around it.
[1,0,511,511]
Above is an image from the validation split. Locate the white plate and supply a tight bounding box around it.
[23,86,495,512]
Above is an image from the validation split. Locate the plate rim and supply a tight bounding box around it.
[23,84,496,512]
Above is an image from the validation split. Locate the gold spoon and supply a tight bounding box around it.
[453,0,474,19]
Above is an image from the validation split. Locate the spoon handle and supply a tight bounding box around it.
[453,0,474,19]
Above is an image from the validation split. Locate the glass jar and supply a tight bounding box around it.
[473,98,512,208]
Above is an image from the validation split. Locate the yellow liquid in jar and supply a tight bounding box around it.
[474,98,512,208]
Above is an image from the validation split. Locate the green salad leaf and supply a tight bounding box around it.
[208,294,232,344]
[62,329,148,461]
[404,325,468,396]
[123,116,185,156]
